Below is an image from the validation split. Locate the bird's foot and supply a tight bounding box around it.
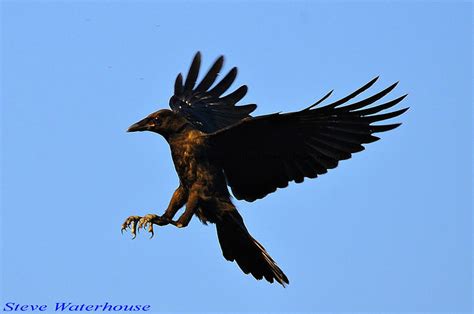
[121,214,170,239]
[121,215,141,239]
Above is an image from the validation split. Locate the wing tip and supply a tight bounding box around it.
[371,123,402,133]
[194,51,202,61]
[174,73,184,95]
[389,80,400,89]
[305,89,334,110]
[399,93,409,101]
[229,66,238,76]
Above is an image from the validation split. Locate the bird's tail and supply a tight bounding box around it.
[215,205,289,286]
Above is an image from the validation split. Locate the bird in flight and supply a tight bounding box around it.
[122,52,408,286]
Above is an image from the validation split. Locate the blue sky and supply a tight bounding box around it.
[1,1,472,312]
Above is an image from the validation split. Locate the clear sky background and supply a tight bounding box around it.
[1,1,472,313]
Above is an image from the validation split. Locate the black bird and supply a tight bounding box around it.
[122,52,408,286]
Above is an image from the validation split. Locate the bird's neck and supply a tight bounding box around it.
[162,123,199,143]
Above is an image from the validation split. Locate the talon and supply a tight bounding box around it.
[121,215,142,239]
[131,220,138,239]
[139,220,146,231]
[148,224,154,239]
[135,214,159,238]
[122,214,167,239]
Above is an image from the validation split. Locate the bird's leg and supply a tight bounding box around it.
[174,192,199,228]
[121,186,188,238]
[162,185,188,222]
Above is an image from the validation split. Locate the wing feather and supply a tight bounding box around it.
[209,79,408,201]
[208,67,238,97]
[194,56,224,93]
[170,52,256,133]
[184,52,201,92]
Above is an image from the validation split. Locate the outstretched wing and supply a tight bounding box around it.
[208,77,408,202]
[170,52,257,133]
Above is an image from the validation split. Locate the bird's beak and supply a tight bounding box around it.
[127,118,149,132]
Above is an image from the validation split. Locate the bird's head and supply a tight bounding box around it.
[127,109,189,139]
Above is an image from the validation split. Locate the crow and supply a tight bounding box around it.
[121,52,408,286]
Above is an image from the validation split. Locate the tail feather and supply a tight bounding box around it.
[216,209,289,286]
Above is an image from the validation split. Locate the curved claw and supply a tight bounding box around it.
[122,213,166,239]
[130,221,138,239]
[121,215,141,239]
[148,223,154,239]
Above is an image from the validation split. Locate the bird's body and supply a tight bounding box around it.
[166,115,230,224]
[127,109,290,284]
[122,52,408,287]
